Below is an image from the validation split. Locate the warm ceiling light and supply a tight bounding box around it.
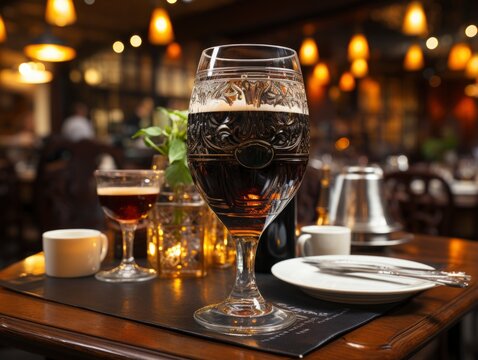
[25,43,76,62]
[45,0,77,27]
[130,35,142,47]
[335,137,350,151]
[448,43,472,70]
[425,36,438,50]
[404,44,424,71]
[465,25,478,38]
[312,62,330,85]
[84,68,102,85]
[348,33,369,61]
[18,62,53,84]
[24,33,76,62]
[339,71,355,91]
[149,7,174,45]
[166,0,177,3]
[351,58,368,78]
[402,1,428,36]
[465,83,478,98]
[166,42,182,60]
[299,37,319,65]
[0,15,6,43]
[112,41,124,53]
[465,54,478,78]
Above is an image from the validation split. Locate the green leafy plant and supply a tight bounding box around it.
[133,108,192,190]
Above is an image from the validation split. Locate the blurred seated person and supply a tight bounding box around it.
[61,102,95,142]
[34,135,123,234]
[124,97,154,139]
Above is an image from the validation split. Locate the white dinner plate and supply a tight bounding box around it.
[271,255,436,304]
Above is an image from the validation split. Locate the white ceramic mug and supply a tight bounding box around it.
[43,229,108,278]
[297,225,351,257]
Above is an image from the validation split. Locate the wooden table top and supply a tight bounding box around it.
[0,234,477,360]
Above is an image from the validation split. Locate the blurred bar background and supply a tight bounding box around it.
[0,0,478,263]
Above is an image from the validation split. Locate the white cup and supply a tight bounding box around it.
[42,229,108,278]
[297,225,351,257]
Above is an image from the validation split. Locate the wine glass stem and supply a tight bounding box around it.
[227,236,266,309]
[120,223,137,265]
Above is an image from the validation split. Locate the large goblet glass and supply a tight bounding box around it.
[95,169,163,282]
[187,44,309,335]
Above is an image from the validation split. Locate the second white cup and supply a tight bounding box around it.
[43,229,108,278]
[296,225,351,257]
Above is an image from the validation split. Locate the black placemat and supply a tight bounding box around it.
[0,264,398,358]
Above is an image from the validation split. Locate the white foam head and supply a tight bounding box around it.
[97,187,159,196]
[189,77,308,115]
[189,101,306,114]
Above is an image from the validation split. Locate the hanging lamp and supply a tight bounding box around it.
[0,15,6,42]
[166,42,182,59]
[312,62,330,85]
[465,54,478,78]
[448,43,472,70]
[339,71,355,91]
[18,62,53,84]
[24,32,76,62]
[402,1,428,36]
[348,33,369,61]
[45,0,77,27]
[299,37,319,65]
[351,58,368,78]
[404,44,424,71]
[149,7,174,45]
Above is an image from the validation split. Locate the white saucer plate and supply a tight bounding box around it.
[351,231,413,247]
[271,255,436,304]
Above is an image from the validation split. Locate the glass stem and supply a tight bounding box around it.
[120,222,137,266]
[227,236,267,311]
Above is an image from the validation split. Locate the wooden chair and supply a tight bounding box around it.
[33,137,124,235]
[383,169,455,236]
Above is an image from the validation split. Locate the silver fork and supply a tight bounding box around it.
[302,260,471,288]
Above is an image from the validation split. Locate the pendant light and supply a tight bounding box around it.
[24,32,76,62]
[0,15,6,42]
[299,37,319,65]
[465,54,478,78]
[348,33,369,61]
[402,1,428,36]
[18,62,53,84]
[45,0,77,27]
[312,62,330,85]
[448,43,471,70]
[339,71,355,91]
[149,7,174,45]
[404,44,424,71]
[166,42,182,60]
[351,58,368,78]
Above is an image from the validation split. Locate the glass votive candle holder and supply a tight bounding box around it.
[205,208,235,269]
[147,190,208,278]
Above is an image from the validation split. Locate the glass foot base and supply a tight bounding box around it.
[194,302,296,336]
[95,263,156,283]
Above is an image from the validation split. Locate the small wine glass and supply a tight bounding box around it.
[95,169,163,282]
